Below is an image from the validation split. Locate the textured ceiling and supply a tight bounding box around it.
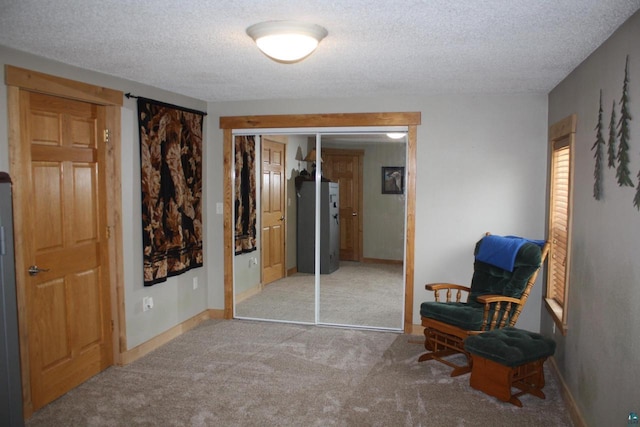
[1,0,639,102]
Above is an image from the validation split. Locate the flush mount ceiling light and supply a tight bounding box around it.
[246,21,328,63]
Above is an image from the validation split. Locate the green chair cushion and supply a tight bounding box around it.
[420,301,484,330]
[463,327,556,367]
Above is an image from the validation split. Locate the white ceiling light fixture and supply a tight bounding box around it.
[246,21,328,63]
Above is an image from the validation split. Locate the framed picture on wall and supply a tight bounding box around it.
[382,166,404,194]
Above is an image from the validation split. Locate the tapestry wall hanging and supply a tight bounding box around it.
[137,97,204,286]
[235,135,257,255]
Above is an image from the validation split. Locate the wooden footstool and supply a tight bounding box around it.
[463,327,556,407]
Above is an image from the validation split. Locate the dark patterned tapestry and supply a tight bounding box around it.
[235,135,257,255]
[137,98,204,286]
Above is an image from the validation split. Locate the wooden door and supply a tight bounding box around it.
[19,91,113,410]
[322,149,363,261]
[261,136,286,284]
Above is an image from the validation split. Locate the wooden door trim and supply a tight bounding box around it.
[6,66,124,417]
[5,65,123,106]
[221,113,420,332]
[220,112,421,129]
[321,147,364,261]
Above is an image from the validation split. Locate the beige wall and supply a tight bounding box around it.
[547,10,640,426]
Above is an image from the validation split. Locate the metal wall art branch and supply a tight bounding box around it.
[592,90,605,200]
[616,55,634,188]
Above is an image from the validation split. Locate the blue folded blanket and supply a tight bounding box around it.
[475,235,545,272]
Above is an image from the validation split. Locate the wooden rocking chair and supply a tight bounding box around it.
[418,234,549,377]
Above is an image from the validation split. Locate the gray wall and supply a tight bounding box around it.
[546,10,640,426]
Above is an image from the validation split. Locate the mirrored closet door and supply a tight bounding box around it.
[232,129,406,331]
[318,133,406,330]
[233,134,316,324]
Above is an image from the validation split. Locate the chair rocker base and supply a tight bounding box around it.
[418,318,475,377]
[469,355,548,407]
[418,351,471,377]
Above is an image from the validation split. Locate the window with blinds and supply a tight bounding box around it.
[549,140,569,305]
[546,115,575,335]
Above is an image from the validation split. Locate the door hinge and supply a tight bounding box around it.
[104,129,111,144]
[106,225,111,239]
[111,320,114,332]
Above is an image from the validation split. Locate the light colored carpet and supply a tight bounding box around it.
[26,320,573,426]
[235,261,404,329]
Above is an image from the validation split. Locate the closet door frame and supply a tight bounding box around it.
[221,112,420,332]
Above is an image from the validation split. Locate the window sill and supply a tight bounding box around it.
[545,298,568,336]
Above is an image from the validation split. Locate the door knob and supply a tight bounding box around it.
[352,212,358,216]
[279,216,285,221]
[28,265,50,276]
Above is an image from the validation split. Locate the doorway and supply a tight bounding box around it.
[322,148,363,262]
[261,136,287,285]
[5,66,124,417]
[221,113,420,332]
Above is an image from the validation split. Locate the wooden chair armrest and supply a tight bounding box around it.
[476,295,521,305]
[425,283,471,303]
[425,283,471,292]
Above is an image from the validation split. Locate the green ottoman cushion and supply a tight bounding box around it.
[463,327,556,367]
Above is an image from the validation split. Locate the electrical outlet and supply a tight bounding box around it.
[193,277,198,290]
[143,296,153,312]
